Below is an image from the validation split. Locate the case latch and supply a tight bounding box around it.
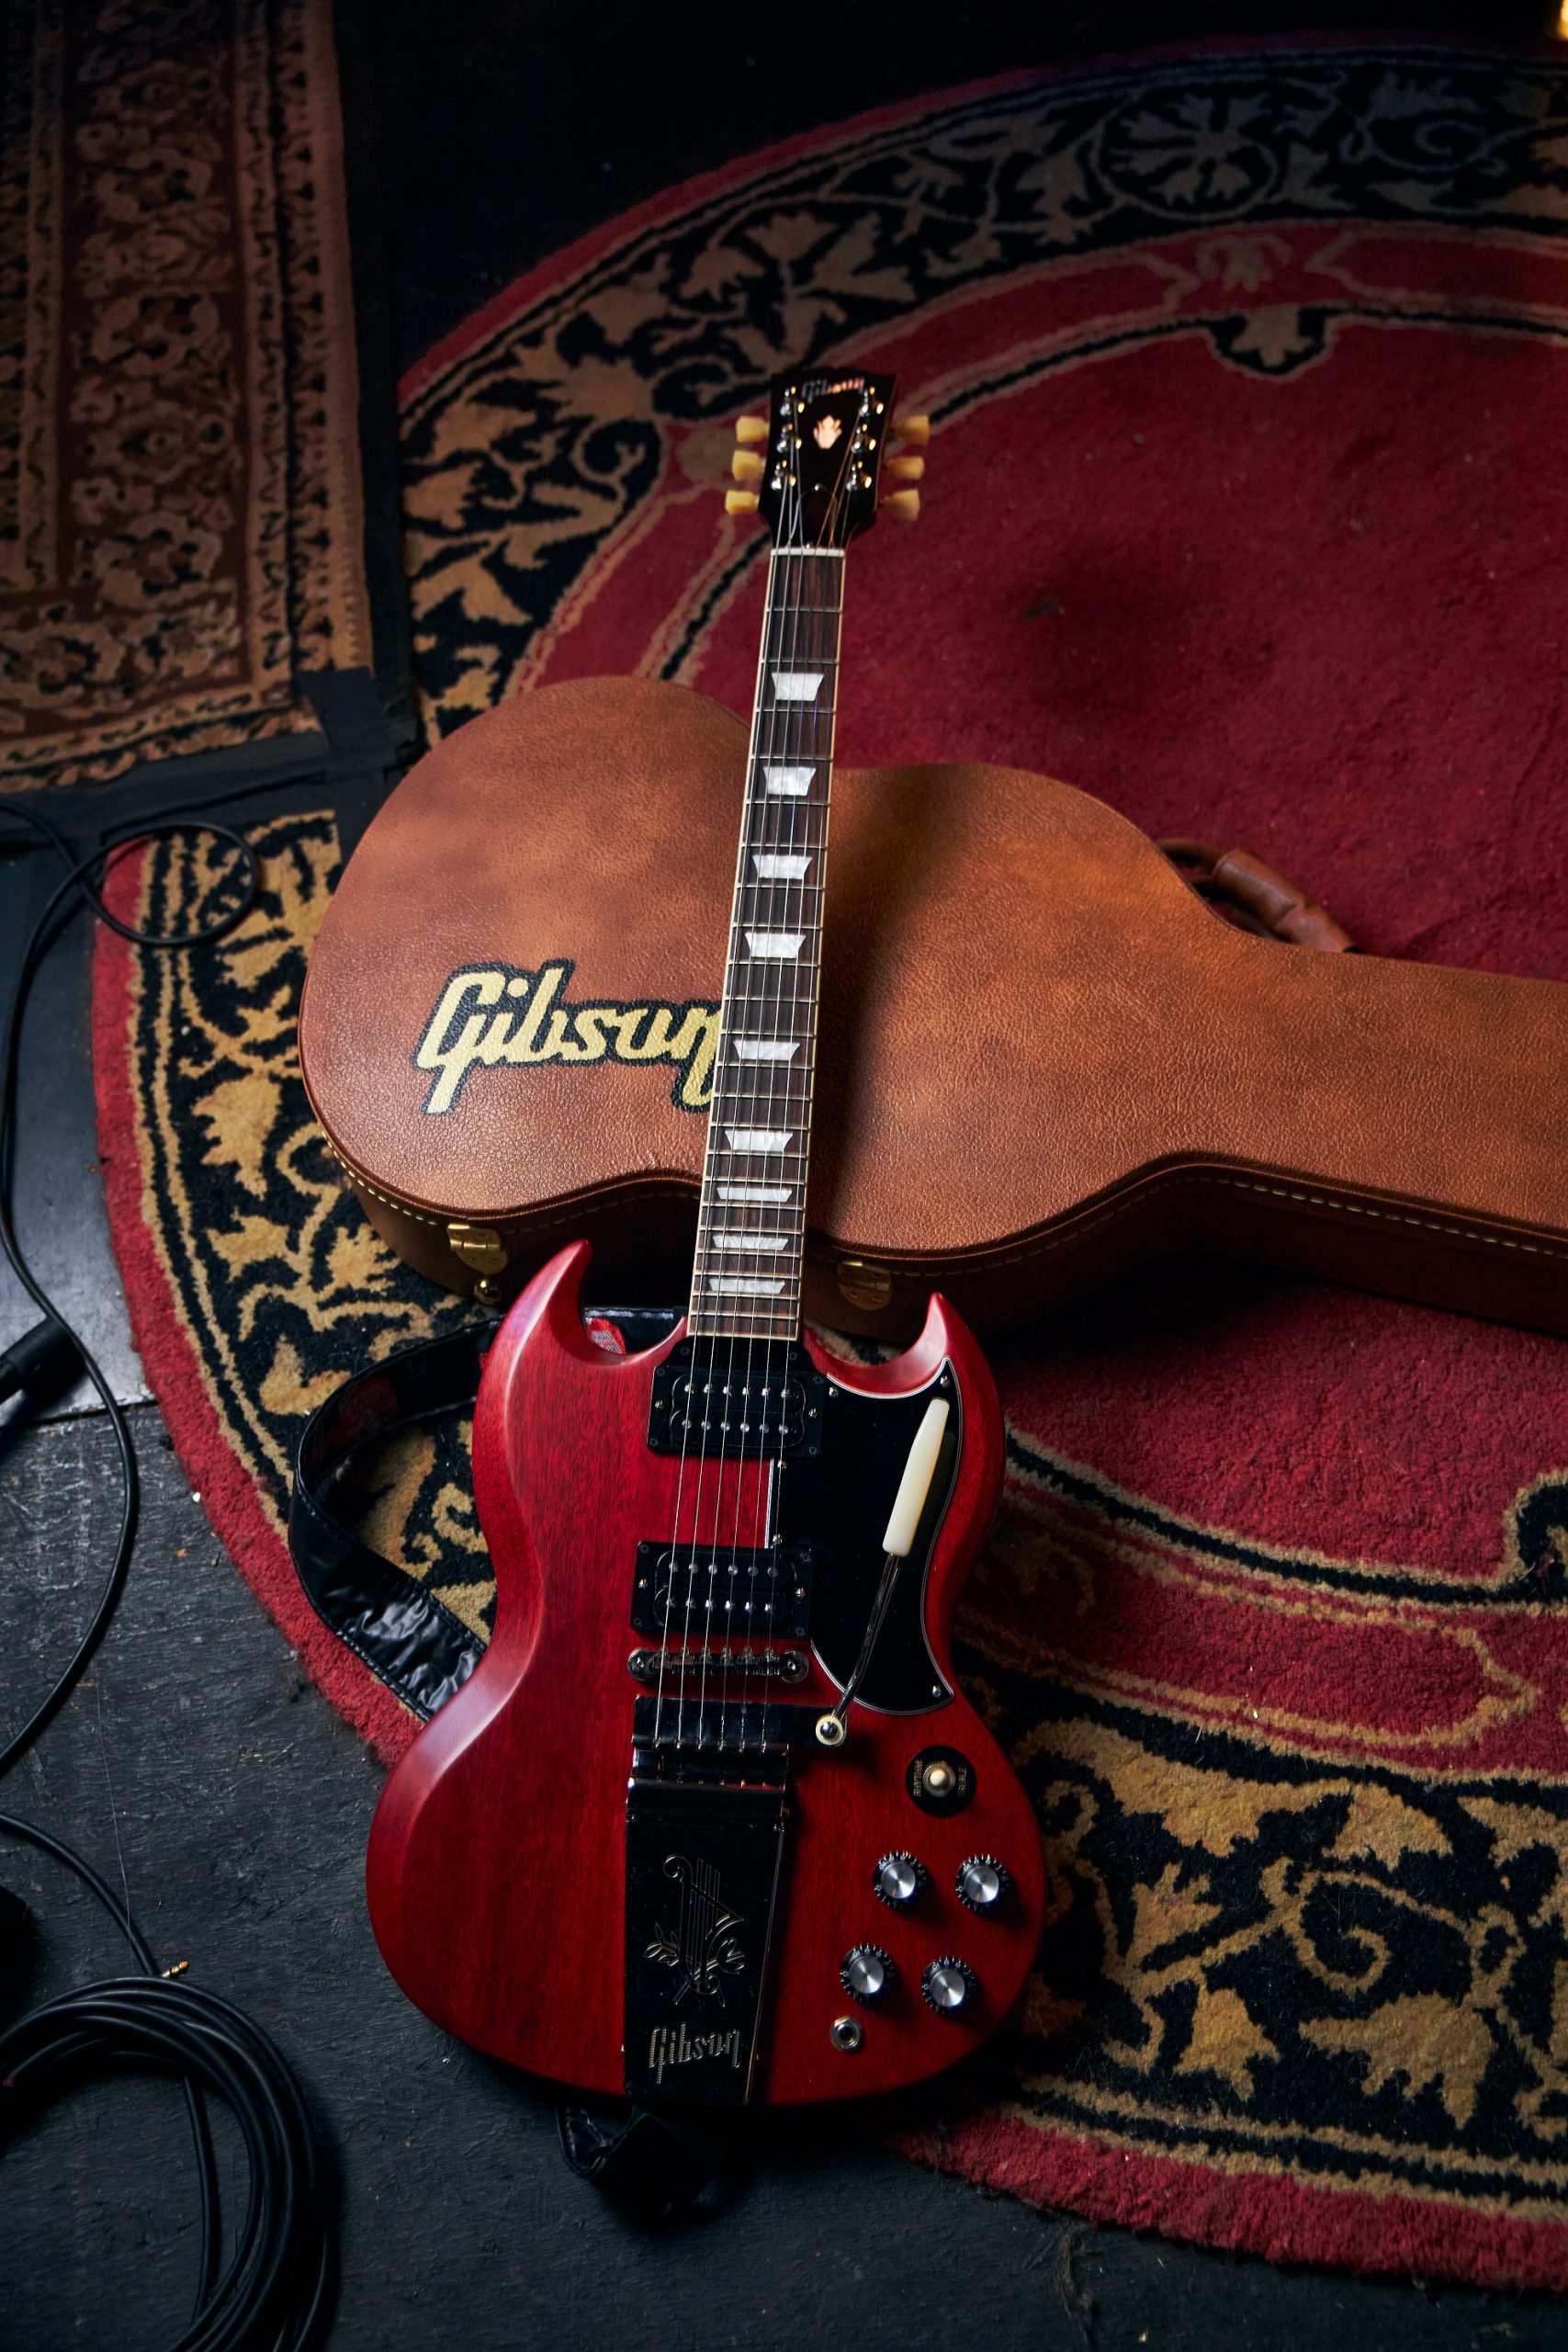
[446,1221,508,1276]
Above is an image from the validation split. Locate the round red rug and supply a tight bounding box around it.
[95,40,1568,2292]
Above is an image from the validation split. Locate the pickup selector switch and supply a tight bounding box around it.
[840,1945,896,2003]
[956,1855,1010,1913]
[907,1746,975,1815]
[873,1851,927,1909]
[922,1957,978,2015]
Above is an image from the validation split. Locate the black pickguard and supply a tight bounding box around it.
[627,1317,959,1716]
[783,1362,958,1715]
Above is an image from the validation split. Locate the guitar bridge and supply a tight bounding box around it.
[627,1645,808,1685]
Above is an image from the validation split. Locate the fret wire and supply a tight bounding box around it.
[694,1236,806,1254]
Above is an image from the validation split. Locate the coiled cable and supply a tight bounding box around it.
[0,800,337,2348]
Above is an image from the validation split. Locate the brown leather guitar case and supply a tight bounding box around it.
[299,675,1568,1340]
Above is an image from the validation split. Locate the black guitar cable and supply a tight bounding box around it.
[0,799,336,2348]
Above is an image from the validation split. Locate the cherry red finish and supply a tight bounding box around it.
[367,1241,1044,2103]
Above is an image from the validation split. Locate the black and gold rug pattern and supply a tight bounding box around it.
[96,810,1568,2273]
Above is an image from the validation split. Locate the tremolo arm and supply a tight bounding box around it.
[813,1397,951,1749]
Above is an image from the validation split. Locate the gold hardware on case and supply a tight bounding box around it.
[836,1259,893,1310]
[446,1221,509,1275]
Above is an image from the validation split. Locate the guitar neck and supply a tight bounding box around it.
[688,548,845,1342]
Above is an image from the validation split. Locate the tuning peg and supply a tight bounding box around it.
[725,488,760,515]
[731,448,764,485]
[735,415,769,445]
[886,453,924,482]
[881,489,920,524]
[893,413,931,447]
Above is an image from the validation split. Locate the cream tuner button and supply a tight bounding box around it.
[956,1856,1010,1913]
[874,1851,927,1908]
[921,1957,978,2015]
[840,1945,896,2003]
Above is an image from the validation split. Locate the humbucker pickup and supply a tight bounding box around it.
[631,1539,817,1640]
[647,1341,826,1457]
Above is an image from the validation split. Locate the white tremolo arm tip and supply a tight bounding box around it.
[881,1397,951,1557]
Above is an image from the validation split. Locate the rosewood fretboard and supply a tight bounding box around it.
[688,548,844,1342]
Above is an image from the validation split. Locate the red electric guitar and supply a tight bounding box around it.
[367,366,1045,2107]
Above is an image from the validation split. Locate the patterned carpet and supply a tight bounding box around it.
[1,0,371,786]
[94,42,1568,2292]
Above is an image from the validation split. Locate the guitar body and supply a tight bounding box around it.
[301,673,1568,1340]
[367,1241,1044,2104]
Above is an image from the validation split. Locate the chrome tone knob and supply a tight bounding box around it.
[956,1855,1010,1914]
[922,1956,978,2015]
[840,1945,896,2004]
[873,1851,927,1909]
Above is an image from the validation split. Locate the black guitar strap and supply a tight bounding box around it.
[288,1322,491,1718]
[286,1314,739,2219]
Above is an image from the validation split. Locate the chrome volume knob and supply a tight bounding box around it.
[873,1851,928,1909]
[840,1944,896,2004]
[956,1855,1011,1914]
[921,1957,978,2015]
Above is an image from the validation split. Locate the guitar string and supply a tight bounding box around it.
[734,422,859,1753]
[719,506,810,1750]
[735,494,813,1751]
[751,428,857,1750]
[709,534,799,1749]
[737,423,857,1751]
[711,542,773,1754]
[659,397,863,1759]
[724,491,801,1753]
[654,538,774,1757]
[750,450,845,1750]
[660,461,800,1752]
[656,562,771,1756]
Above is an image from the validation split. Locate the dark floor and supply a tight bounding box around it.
[4,1414,1562,2349]
[6,4,1568,2346]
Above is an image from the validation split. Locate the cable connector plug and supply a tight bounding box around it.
[0,1317,81,1408]
[0,1881,30,2025]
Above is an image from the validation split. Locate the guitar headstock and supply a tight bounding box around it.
[727,367,929,548]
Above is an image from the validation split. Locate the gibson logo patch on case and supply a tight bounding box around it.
[412,959,719,1115]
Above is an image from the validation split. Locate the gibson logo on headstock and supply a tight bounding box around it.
[412,959,718,1116]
